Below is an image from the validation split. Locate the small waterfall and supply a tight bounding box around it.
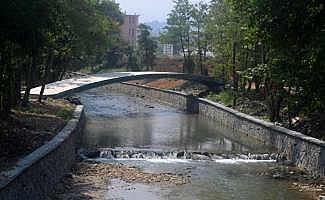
[81,148,279,163]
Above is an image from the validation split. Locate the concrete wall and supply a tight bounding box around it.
[107,83,325,177]
[0,106,85,200]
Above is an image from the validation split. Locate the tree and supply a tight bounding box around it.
[191,1,209,75]
[231,0,325,122]
[165,0,195,73]
[206,0,249,106]
[137,24,158,70]
[0,0,125,116]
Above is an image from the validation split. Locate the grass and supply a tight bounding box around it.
[207,90,234,107]
[14,98,75,120]
[206,90,272,122]
[56,109,73,120]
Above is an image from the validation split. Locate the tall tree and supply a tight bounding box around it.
[232,0,325,122]
[191,1,208,75]
[137,24,157,70]
[165,0,195,73]
[206,0,248,106]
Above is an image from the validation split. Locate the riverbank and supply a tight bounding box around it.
[0,104,84,200]
[0,98,75,171]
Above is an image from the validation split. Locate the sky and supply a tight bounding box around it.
[115,0,210,23]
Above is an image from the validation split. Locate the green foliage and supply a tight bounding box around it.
[163,0,210,74]
[230,0,325,121]
[0,0,124,115]
[126,47,140,71]
[137,24,158,70]
[56,109,73,120]
[207,91,234,107]
[20,105,41,114]
[163,0,194,73]
[205,0,325,124]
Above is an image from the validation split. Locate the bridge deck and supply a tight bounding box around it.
[30,72,221,98]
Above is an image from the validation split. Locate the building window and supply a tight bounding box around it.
[132,29,134,37]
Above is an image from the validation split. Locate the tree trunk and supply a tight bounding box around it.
[197,24,204,75]
[10,45,21,107]
[232,41,238,107]
[39,49,54,103]
[265,79,283,122]
[179,36,186,73]
[202,37,208,75]
[23,53,37,106]
[1,46,12,116]
[186,31,192,73]
[287,86,293,127]
[59,57,68,81]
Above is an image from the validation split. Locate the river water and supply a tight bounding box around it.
[78,86,313,200]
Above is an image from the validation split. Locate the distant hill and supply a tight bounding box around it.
[144,21,167,37]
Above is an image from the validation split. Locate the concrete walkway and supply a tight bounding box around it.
[30,72,221,98]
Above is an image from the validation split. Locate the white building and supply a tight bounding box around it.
[158,43,178,57]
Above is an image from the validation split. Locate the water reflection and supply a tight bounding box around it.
[81,90,270,153]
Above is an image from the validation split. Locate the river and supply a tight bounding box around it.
[76,86,313,200]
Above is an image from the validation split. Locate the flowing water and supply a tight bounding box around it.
[77,86,313,200]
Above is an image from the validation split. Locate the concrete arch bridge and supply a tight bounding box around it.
[30,72,223,98]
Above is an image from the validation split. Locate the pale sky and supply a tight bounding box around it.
[115,0,210,22]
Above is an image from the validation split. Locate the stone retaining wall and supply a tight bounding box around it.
[108,83,325,177]
[0,105,85,200]
[196,98,325,177]
[105,83,190,112]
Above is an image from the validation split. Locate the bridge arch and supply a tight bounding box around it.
[30,72,223,98]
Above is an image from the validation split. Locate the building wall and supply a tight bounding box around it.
[120,15,139,48]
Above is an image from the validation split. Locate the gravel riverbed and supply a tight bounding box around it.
[54,161,189,199]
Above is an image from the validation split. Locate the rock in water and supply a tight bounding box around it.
[85,150,100,158]
[177,151,186,158]
[191,153,210,160]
